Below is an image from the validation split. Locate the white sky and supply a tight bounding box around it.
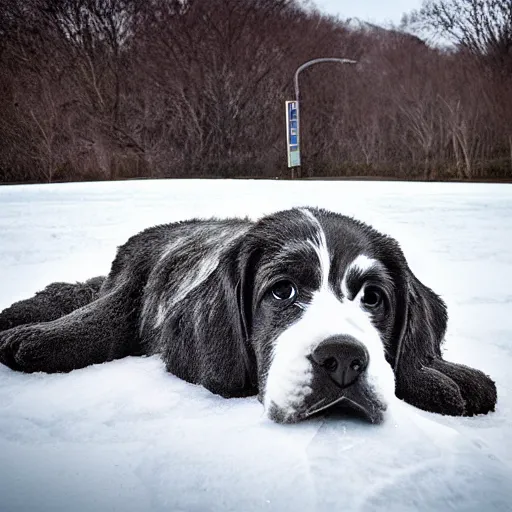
[311,0,423,25]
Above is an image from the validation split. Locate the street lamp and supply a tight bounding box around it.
[286,58,357,177]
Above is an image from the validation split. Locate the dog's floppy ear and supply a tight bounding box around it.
[235,242,263,389]
[160,236,258,399]
[394,270,447,373]
[394,268,497,416]
[392,268,467,415]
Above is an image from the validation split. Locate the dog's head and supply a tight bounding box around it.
[231,207,446,423]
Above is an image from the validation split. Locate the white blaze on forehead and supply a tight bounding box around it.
[300,208,330,289]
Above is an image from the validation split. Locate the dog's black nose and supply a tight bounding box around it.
[311,335,369,388]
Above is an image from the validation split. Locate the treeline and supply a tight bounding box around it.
[0,0,511,183]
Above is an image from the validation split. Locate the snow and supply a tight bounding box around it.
[0,179,511,512]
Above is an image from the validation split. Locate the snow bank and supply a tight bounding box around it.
[0,180,511,511]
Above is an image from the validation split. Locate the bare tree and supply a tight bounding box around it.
[1,0,511,183]
[412,0,512,73]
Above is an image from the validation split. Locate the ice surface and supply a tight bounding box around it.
[0,179,511,511]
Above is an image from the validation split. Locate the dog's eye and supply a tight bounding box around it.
[271,280,297,301]
[361,286,383,308]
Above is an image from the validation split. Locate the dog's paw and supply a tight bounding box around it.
[0,325,47,372]
[396,365,466,416]
[430,359,497,416]
[0,327,23,370]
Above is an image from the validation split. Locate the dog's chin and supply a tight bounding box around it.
[266,382,388,425]
[328,385,387,424]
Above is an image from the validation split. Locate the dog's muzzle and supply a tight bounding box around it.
[265,335,388,425]
[301,335,386,424]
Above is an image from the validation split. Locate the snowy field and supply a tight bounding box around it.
[0,179,511,512]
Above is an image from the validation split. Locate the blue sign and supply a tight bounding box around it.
[286,101,301,167]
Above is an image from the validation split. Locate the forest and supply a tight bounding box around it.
[0,0,511,183]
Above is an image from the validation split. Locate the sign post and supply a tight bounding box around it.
[286,57,357,178]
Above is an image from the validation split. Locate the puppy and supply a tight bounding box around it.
[0,208,497,423]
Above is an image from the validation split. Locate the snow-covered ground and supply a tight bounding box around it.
[0,179,511,512]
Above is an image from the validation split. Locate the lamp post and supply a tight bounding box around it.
[286,58,357,178]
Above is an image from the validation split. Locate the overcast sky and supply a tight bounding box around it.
[312,0,423,25]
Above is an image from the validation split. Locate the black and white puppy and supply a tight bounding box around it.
[0,208,497,423]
